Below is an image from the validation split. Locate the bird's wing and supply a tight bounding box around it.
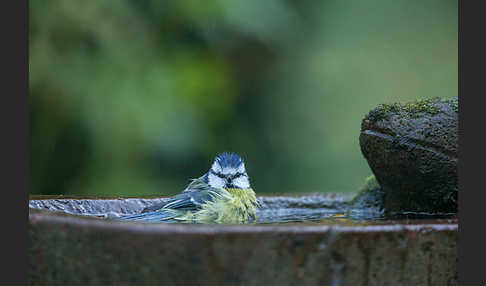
[141,175,222,213]
[120,177,227,222]
[118,188,219,222]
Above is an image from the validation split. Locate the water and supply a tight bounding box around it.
[28,193,456,225]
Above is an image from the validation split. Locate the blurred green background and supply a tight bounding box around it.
[29,0,457,197]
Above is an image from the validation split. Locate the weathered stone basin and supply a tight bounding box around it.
[29,195,457,286]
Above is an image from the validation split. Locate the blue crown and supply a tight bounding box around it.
[215,152,244,168]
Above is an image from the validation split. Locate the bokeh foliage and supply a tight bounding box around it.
[29,0,457,196]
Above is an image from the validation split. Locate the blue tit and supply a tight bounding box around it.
[119,152,259,224]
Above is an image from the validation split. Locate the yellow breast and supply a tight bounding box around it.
[193,188,259,224]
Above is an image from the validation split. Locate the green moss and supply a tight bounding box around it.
[403,98,441,116]
[366,106,389,122]
[361,175,380,192]
[366,97,458,123]
[349,175,384,209]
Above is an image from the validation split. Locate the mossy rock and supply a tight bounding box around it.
[360,97,458,213]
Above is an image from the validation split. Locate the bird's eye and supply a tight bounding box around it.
[229,172,245,180]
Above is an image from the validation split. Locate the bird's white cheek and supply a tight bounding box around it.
[233,176,250,189]
[208,173,225,188]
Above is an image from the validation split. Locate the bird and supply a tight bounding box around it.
[119,152,259,224]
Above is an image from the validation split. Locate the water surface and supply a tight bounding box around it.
[29,193,456,226]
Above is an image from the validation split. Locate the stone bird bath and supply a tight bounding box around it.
[29,194,457,286]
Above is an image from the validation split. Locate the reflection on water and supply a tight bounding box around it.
[256,208,364,224]
[255,207,456,226]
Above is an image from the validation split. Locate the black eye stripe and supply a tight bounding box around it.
[210,170,246,180]
[210,170,226,179]
[211,171,226,179]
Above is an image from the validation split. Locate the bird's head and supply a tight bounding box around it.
[207,152,251,189]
